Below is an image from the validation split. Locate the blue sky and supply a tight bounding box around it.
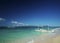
[0,0,60,26]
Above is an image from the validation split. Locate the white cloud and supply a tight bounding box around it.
[18,23,24,25]
[11,21,18,24]
[0,18,5,21]
[11,21,27,26]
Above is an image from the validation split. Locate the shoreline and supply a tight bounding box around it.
[0,28,60,43]
[0,33,60,43]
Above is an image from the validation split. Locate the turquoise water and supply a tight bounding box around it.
[0,28,49,43]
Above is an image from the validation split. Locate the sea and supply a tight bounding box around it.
[0,28,55,43]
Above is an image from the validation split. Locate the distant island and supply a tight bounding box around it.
[0,25,60,30]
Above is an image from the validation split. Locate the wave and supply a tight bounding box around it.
[27,39,34,43]
[35,29,55,33]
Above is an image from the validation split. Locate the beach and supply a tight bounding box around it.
[1,34,60,43]
[0,28,60,43]
[0,33,60,43]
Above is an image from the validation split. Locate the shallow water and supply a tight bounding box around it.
[0,28,49,43]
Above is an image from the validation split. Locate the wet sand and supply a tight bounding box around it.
[1,34,60,43]
[1,28,60,43]
[40,35,60,43]
[14,33,60,43]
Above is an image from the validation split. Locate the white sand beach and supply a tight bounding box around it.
[3,34,60,43]
[0,28,60,43]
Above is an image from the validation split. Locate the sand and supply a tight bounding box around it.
[1,35,60,43]
[2,34,60,43]
[1,32,60,43]
[43,35,60,43]
[34,33,60,43]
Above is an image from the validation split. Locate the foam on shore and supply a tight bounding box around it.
[0,28,60,43]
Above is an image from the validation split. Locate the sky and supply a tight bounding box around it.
[0,0,60,26]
